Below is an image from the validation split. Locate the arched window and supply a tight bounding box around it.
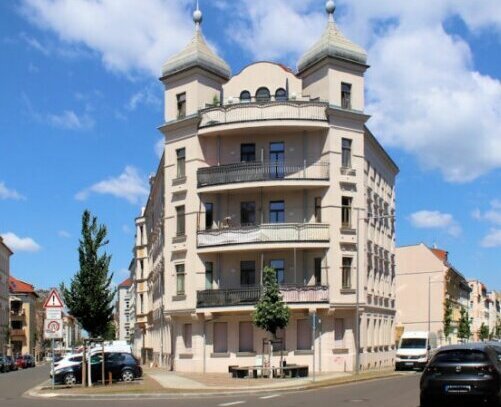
[275,88,287,102]
[256,87,271,103]
[240,90,251,103]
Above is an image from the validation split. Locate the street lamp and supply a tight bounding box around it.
[354,211,395,375]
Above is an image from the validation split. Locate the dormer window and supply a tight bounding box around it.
[240,90,251,103]
[256,87,270,103]
[177,92,186,118]
[341,83,351,109]
[275,88,287,102]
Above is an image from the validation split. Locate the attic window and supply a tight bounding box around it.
[256,87,270,103]
[177,92,186,119]
[275,88,287,102]
[341,83,351,109]
[240,90,251,103]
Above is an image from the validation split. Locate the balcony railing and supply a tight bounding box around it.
[197,285,329,308]
[199,101,328,128]
[197,223,329,248]
[197,160,329,188]
[10,328,25,337]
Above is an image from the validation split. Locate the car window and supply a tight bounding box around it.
[70,356,82,362]
[400,338,426,349]
[90,355,102,364]
[433,350,488,363]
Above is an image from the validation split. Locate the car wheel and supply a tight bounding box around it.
[121,369,134,382]
[63,373,77,387]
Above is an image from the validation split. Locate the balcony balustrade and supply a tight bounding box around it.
[197,284,329,308]
[197,223,329,248]
[197,160,329,188]
[10,328,25,337]
[199,101,328,128]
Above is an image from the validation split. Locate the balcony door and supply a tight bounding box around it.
[241,201,256,226]
[269,201,285,223]
[270,259,285,284]
[269,142,284,179]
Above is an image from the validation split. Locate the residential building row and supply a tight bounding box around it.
[0,236,12,355]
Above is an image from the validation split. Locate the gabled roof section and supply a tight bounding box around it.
[119,278,132,288]
[9,276,38,296]
[0,236,13,255]
[431,248,448,263]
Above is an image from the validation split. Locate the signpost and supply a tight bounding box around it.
[43,289,64,389]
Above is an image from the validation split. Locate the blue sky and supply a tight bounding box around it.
[0,0,500,291]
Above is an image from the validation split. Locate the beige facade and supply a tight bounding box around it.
[0,237,12,354]
[133,3,398,373]
[395,244,471,345]
[468,280,493,341]
[9,276,38,355]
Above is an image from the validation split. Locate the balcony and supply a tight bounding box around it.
[10,328,25,337]
[10,309,26,321]
[197,223,330,249]
[199,101,328,129]
[197,160,329,189]
[197,285,329,308]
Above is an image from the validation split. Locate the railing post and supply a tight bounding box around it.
[303,160,307,178]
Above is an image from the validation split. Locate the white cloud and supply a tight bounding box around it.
[1,232,41,252]
[76,166,149,205]
[57,230,71,238]
[154,138,164,158]
[409,210,461,237]
[473,200,501,225]
[47,110,94,130]
[0,182,25,200]
[127,85,162,111]
[481,229,501,248]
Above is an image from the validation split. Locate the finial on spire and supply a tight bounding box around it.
[326,0,335,22]
[193,0,203,29]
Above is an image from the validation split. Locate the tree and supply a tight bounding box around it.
[253,266,290,339]
[102,322,117,341]
[457,307,471,342]
[443,298,454,342]
[61,210,116,338]
[496,318,501,339]
[479,323,489,341]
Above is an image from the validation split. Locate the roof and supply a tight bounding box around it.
[118,278,132,288]
[437,342,498,352]
[9,276,38,297]
[0,236,13,255]
[431,248,448,263]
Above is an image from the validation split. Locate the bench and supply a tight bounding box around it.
[273,365,309,378]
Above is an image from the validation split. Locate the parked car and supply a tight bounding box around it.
[54,352,142,386]
[420,343,501,407]
[0,356,7,373]
[15,355,26,369]
[23,354,35,368]
[5,356,18,371]
[395,331,438,371]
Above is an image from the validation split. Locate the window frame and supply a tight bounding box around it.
[341,196,353,229]
[341,82,352,109]
[205,202,213,230]
[176,92,186,119]
[240,201,256,226]
[275,88,287,102]
[240,143,256,162]
[341,138,352,169]
[240,261,256,286]
[205,262,213,289]
[269,200,285,223]
[256,87,271,103]
[239,90,251,103]
[176,205,186,236]
[176,147,186,178]
[176,264,185,295]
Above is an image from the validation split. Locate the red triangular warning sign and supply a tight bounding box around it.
[43,289,64,309]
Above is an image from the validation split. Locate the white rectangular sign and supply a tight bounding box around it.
[45,309,62,320]
[44,319,63,339]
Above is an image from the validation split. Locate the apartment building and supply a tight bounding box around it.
[488,291,500,337]
[395,244,471,345]
[117,277,133,342]
[9,276,38,355]
[133,2,398,373]
[0,237,12,354]
[468,280,492,341]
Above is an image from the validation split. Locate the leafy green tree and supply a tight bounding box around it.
[253,266,290,339]
[479,323,489,341]
[457,307,471,341]
[443,298,454,341]
[496,318,501,339]
[61,210,116,338]
[102,322,117,341]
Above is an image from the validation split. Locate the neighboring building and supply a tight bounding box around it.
[117,277,133,342]
[468,280,491,341]
[395,244,471,345]
[0,237,12,354]
[488,291,500,338]
[9,276,39,355]
[62,313,82,349]
[133,2,398,373]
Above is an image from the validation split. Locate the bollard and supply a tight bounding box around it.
[108,371,113,385]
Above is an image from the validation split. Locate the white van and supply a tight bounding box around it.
[395,331,438,370]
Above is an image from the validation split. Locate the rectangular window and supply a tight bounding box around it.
[314,197,322,223]
[240,201,256,226]
[177,92,186,118]
[176,148,186,178]
[240,143,256,162]
[342,257,352,289]
[183,323,192,350]
[269,200,285,223]
[269,142,285,179]
[205,202,213,230]
[240,261,256,286]
[140,259,144,279]
[342,138,352,168]
[176,264,185,295]
[341,197,353,228]
[314,257,322,286]
[270,259,285,284]
[176,205,185,236]
[334,318,345,348]
[213,322,228,353]
[239,322,254,352]
[140,294,144,314]
[205,262,213,289]
[341,83,352,109]
[297,319,312,350]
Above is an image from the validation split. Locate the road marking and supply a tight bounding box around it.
[218,402,246,407]
[260,394,280,399]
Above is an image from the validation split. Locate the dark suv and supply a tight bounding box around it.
[420,343,501,406]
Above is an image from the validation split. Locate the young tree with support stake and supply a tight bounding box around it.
[479,323,489,341]
[457,307,471,342]
[443,298,453,343]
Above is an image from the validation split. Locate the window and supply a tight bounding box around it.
[240,201,256,226]
[314,197,322,223]
[275,88,287,102]
[270,259,285,284]
[205,202,213,230]
[240,261,256,286]
[140,294,144,314]
[269,142,285,178]
[256,87,270,103]
[213,322,228,353]
[240,90,251,103]
[183,323,192,349]
[334,318,345,348]
[205,262,213,289]
[341,197,353,228]
[314,257,322,286]
[240,143,256,162]
[239,322,254,352]
[176,205,185,236]
[342,138,352,168]
[176,148,186,178]
[342,257,352,289]
[269,201,285,223]
[341,83,352,109]
[176,264,185,295]
[139,259,144,279]
[274,328,286,351]
[297,319,312,350]
[177,92,186,118]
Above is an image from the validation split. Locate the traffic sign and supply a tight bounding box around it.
[43,289,64,309]
[45,309,62,320]
[44,319,63,339]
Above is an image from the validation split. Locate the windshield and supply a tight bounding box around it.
[433,350,488,363]
[400,338,427,349]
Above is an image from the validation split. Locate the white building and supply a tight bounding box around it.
[117,277,133,342]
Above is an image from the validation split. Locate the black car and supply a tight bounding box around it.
[0,356,7,373]
[54,352,142,386]
[23,354,35,368]
[420,343,501,406]
[5,356,18,371]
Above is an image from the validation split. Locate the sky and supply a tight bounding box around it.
[0,0,500,291]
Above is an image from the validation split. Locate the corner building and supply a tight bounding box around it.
[134,2,399,373]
